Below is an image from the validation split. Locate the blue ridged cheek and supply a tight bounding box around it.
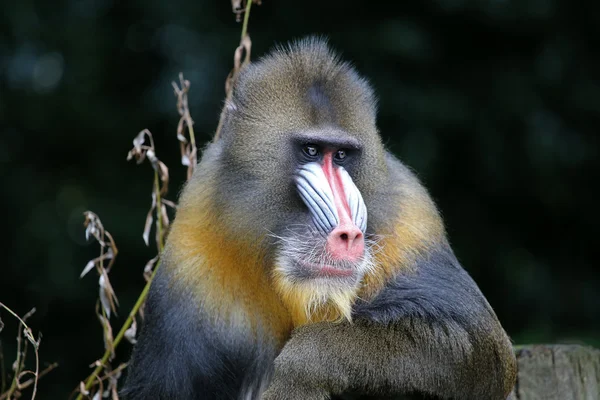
[294,162,367,234]
[338,167,368,232]
[295,163,339,234]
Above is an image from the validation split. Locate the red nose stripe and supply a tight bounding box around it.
[321,152,364,262]
[321,153,353,226]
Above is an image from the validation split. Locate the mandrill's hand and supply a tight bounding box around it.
[262,323,345,400]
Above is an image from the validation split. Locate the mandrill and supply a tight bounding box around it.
[122,37,517,400]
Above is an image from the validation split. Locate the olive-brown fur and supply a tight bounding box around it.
[122,37,516,400]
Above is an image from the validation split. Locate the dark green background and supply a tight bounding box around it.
[1,0,598,398]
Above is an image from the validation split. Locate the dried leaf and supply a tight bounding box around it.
[98,271,119,319]
[111,384,118,400]
[80,260,96,278]
[142,192,157,246]
[143,256,159,282]
[157,161,169,195]
[154,217,161,249]
[240,34,252,67]
[172,73,197,180]
[99,275,112,319]
[176,118,187,143]
[162,199,176,208]
[81,247,114,279]
[146,148,157,169]
[127,129,155,165]
[181,154,190,166]
[85,223,93,241]
[132,130,146,152]
[96,303,115,359]
[138,303,146,320]
[160,203,170,230]
[98,281,110,321]
[231,0,243,11]
[106,365,125,400]
[84,211,106,246]
[231,0,247,21]
[224,35,252,103]
[22,326,37,347]
[171,74,191,117]
[124,319,137,345]
[142,212,153,247]
[82,212,119,277]
[79,381,89,396]
[224,69,235,95]
[104,232,119,272]
[104,246,114,262]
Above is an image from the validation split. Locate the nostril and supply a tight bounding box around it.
[326,226,365,261]
[337,229,363,248]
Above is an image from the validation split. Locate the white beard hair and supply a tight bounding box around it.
[272,241,377,323]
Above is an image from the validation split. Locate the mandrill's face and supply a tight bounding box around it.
[268,128,377,319]
[218,42,388,322]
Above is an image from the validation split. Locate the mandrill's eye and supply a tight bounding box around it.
[334,149,347,161]
[302,145,320,158]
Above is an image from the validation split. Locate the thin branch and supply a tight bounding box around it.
[172,74,198,181]
[154,170,165,253]
[14,363,58,391]
[240,0,253,42]
[0,305,40,400]
[74,264,160,400]
[0,339,6,394]
[214,0,257,141]
[74,3,259,397]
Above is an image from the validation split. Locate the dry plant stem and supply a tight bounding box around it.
[184,101,197,179]
[96,363,128,384]
[240,0,253,42]
[76,2,251,396]
[154,171,165,248]
[173,74,199,180]
[75,172,165,400]
[75,265,160,400]
[14,363,58,392]
[9,319,24,398]
[0,305,39,400]
[214,0,254,141]
[0,340,5,394]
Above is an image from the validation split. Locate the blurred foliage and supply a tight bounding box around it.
[0,0,599,398]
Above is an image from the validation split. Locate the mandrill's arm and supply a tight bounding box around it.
[262,246,517,400]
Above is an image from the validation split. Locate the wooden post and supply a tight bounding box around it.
[510,345,600,400]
